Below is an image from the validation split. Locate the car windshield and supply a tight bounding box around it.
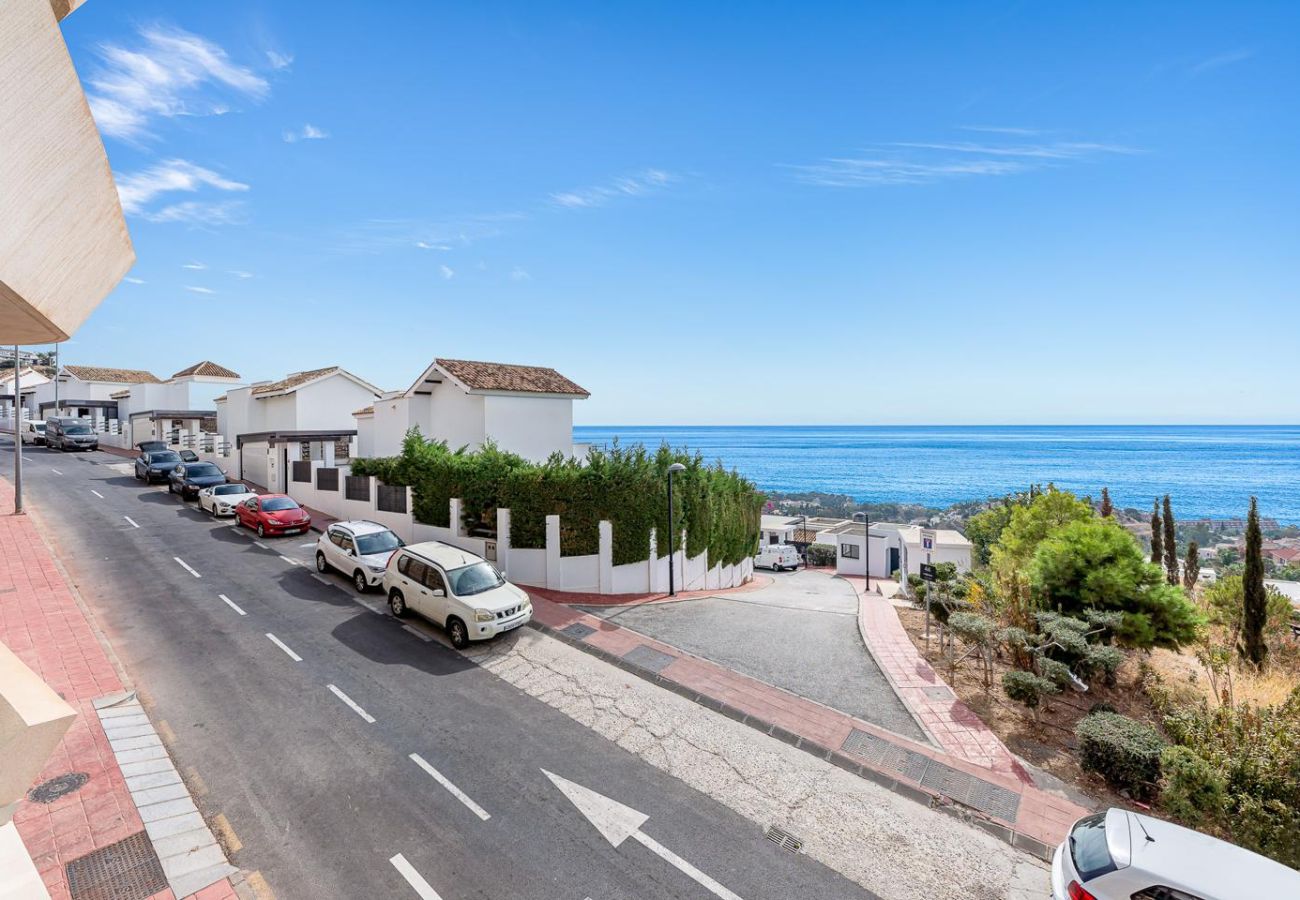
[213,485,248,496]
[33,424,45,432]
[65,424,92,434]
[149,452,180,464]
[186,464,222,478]
[355,531,403,555]
[262,498,299,511]
[446,561,505,596]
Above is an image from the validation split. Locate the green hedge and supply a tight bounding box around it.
[351,430,763,565]
[1076,712,1166,798]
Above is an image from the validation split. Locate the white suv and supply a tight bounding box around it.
[382,541,531,648]
[316,521,405,593]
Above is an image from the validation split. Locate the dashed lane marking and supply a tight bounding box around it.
[402,624,433,642]
[327,684,375,723]
[90,489,104,498]
[173,557,202,578]
[50,468,62,475]
[253,541,269,550]
[389,854,443,900]
[123,516,140,528]
[266,633,302,662]
[279,555,303,566]
[219,594,247,616]
[299,542,315,548]
[409,753,490,821]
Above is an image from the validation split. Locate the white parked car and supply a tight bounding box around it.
[315,520,405,593]
[20,421,46,445]
[1051,808,1300,900]
[754,543,801,572]
[197,483,257,517]
[382,541,531,649]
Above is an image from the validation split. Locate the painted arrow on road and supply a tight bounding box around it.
[543,769,744,900]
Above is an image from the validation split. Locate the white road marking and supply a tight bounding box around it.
[409,753,490,821]
[90,489,105,499]
[50,468,62,475]
[219,594,246,616]
[543,769,744,900]
[173,557,202,578]
[253,541,269,550]
[402,624,433,642]
[389,854,443,900]
[279,555,303,566]
[327,684,375,723]
[299,542,315,548]
[123,516,140,528]
[266,633,302,662]
[310,573,333,586]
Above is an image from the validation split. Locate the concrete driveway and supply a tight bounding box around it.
[580,569,926,741]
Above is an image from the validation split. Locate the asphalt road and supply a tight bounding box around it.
[0,440,875,900]
[580,570,925,741]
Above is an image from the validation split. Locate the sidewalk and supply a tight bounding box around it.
[0,475,239,900]
[525,589,1090,859]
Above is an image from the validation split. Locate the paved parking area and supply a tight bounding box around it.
[580,569,926,741]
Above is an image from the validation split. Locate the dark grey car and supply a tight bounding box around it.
[135,450,182,483]
[168,462,228,499]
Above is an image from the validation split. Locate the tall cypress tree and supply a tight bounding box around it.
[1242,496,1268,668]
[1099,487,1113,518]
[1162,495,1179,585]
[1183,540,1200,590]
[1150,500,1163,566]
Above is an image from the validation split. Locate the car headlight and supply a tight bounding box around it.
[367,564,386,573]
[474,610,495,623]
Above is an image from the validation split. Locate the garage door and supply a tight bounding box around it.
[242,442,268,488]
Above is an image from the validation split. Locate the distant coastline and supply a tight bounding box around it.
[573,425,1300,523]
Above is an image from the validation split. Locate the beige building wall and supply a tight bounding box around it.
[0,0,134,344]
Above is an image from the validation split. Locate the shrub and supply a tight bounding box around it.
[1088,701,1118,716]
[1002,670,1058,710]
[806,543,836,567]
[1075,712,1166,798]
[1081,645,1126,685]
[1159,746,1225,826]
[948,612,994,645]
[1037,657,1074,689]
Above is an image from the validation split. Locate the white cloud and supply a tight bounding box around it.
[141,201,247,226]
[124,277,145,284]
[789,137,1138,187]
[550,169,676,208]
[229,270,254,279]
[1191,48,1254,75]
[283,123,329,143]
[115,159,248,217]
[438,265,455,280]
[509,267,531,282]
[181,262,206,270]
[416,241,452,250]
[266,49,294,70]
[87,25,269,140]
[184,285,215,294]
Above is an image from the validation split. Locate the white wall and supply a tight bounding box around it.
[292,377,377,432]
[355,415,375,458]
[483,395,574,462]
[426,382,485,452]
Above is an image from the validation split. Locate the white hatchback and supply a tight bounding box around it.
[197,483,257,517]
[382,541,531,648]
[1052,808,1300,900]
[315,520,405,593]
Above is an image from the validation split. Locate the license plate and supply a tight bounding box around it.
[285,528,302,535]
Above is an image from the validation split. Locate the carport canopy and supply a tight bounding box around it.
[235,429,357,448]
[38,398,118,415]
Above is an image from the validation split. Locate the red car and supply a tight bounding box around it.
[234,494,312,537]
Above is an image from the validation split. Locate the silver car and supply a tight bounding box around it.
[1052,808,1300,900]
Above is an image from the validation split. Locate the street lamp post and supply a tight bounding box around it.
[666,462,686,596]
[13,345,23,514]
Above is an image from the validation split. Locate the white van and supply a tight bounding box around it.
[754,543,801,572]
[382,541,531,648]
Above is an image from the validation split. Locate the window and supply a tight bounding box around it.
[356,531,402,555]
[397,554,411,576]
[1068,813,1117,882]
[333,438,351,461]
[840,543,860,559]
[405,559,428,584]
[1132,887,1204,900]
[339,535,355,555]
[769,534,779,545]
[422,566,445,592]
[262,498,299,512]
[329,529,345,547]
[446,562,505,596]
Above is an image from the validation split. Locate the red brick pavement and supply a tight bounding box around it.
[526,589,1090,855]
[0,475,237,900]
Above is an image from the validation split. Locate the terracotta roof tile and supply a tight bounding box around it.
[172,360,241,379]
[251,366,340,395]
[62,365,161,384]
[109,388,131,399]
[353,405,375,416]
[435,358,588,396]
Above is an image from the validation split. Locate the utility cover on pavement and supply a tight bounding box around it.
[66,830,169,900]
[622,644,677,673]
[561,622,596,639]
[28,772,89,804]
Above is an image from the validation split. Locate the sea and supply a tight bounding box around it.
[572,425,1300,524]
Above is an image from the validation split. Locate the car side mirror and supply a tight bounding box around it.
[348,548,357,557]
[432,589,445,597]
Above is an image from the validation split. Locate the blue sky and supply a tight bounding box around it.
[59,1,1299,424]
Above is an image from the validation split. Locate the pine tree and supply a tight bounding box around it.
[1150,500,1163,566]
[1242,496,1268,668]
[1099,487,1113,518]
[1183,540,1200,590]
[1162,495,1179,586]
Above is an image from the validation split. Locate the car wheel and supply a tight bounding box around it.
[353,570,368,594]
[257,523,266,538]
[316,552,329,573]
[446,616,469,649]
[389,590,407,618]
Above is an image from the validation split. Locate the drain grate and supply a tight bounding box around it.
[561,622,596,639]
[28,772,89,804]
[765,825,804,853]
[66,830,168,900]
[622,644,677,673]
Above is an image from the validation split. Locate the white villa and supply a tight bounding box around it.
[0,367,51,422]
[818,521,972,579]
[110,361,245,447]
[355,357,590,462]
[31,365,163,427]
[216,366,383,490]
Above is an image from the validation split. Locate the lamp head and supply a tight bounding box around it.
[667,463,686,474]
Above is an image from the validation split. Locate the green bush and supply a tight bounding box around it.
[1075,712,1166,798]
[1081,645,1126,685]
[806,543,836,566]
[1037,657,1074,689]
[948,612,994,645]
[355,431,762,564]
[1002,670,1058,709]
[1159,746,1226,826]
